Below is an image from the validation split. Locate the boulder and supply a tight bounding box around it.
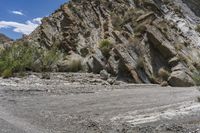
[168,71,195,87]
[100,70,110,80]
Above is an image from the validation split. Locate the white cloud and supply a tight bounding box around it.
[32,17,42,24]
[11,11,24,16]
[0,18,42,35]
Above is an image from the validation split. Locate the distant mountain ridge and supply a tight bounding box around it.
[0,33,12,44]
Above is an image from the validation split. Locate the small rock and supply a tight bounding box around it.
[160,81,168,87]
[107,78,115,85]
[100,70,110,80]
[41,73,51,80]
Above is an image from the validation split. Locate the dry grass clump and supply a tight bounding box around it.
[158,67,170,81]
[68,56,82,72]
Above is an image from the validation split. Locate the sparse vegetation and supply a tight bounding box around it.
[39,47,62,72]
[99,39,113,59]
[1,68,13,78]
[0,41,86,78]
[0,41,63,78]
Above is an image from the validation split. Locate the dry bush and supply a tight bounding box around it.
[158,67,170,81]
[68,56,82,72]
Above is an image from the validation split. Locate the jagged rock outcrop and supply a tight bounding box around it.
[26,0,200,86]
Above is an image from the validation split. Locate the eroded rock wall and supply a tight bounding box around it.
[26,0,200,86]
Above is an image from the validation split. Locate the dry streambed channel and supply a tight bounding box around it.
[0,73,200,133]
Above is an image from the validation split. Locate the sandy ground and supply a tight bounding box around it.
[0,73,200,133]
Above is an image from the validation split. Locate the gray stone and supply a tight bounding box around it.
[100,70,110,80]
[168,71,195,87]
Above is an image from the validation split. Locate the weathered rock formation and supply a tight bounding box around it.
[26,0,200,86]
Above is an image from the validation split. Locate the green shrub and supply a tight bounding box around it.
[0,41,63,77]
[99,39,113,59]
[0,43,39,73]
[39,48,62,72]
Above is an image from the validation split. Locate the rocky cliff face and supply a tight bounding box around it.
[26,0,200,86]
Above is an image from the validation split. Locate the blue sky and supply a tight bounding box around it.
[0,0,67,39]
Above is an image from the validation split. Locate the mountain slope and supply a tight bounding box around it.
[0,33,12,44]
[26,0,200,86]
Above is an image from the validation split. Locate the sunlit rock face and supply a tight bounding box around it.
[24,0,200,86]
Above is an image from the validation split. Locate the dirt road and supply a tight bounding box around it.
[0,73,200,133]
